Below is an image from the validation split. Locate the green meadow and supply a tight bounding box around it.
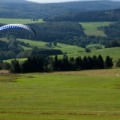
[4,40,120,63]
[0,18,44,24]
[80,22,112,36]
[18,39,120,60]
[4,58,27,63]
[0,69,120,120]
[4,47,120,63]
[65,47,120,60]
[18,39,84,54]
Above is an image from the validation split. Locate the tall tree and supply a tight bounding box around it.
[53,55,59,71]
[82,56,88,70]
[98,55,104,69]
[93,55,98,69]
[75,57,82,70]
[61,55,70,71]
[11,59,21,73]
[105,56,113,68]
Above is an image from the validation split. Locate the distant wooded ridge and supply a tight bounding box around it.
[45,9,120,22]
[0,1,120,18]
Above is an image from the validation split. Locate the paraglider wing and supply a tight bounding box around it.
[0,24,36,36]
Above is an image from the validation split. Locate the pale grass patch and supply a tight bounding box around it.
[52,69,120,77]
[0,70,10,74]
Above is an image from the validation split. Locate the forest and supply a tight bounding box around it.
[0,1,120,19]
[45,9,120,22]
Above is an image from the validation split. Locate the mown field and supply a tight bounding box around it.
[0,18,44,24]
[18,39,84,53]
[0,69,120,120]
[18,39,120,58]
[80,22,112,36]
[65,47,120,61]
[18,39,120,60]
[4,40,120,63]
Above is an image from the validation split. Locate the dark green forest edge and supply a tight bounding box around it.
[0,1,120,73]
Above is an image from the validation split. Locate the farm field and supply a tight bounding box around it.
[4,58,27,63]
[0,18,44,24]
[0,69,120,120]
[55,47,120,62]
[18,39,120,60]
[3,45,120,63]
[2,37,120,63]
[68,47,120,60]
[18,39,84,54]
[80,22,112,36]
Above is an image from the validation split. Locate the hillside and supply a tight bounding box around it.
[55,1,120,10]
[1,0,26,3]
[45,9,120,22]
[0,1,120,18]
[0,19,120,60]
[21,39,120,60]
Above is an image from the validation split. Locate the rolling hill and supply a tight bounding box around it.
[1,0,26,3]
[0,0,120,19]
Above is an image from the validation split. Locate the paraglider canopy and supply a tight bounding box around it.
[0,24,36,36]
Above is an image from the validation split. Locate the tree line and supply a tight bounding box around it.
[0,35,63,60]
[45,9,120,22]
[0,37,23,60]
[101,22,120,41]
[7,54,114,73]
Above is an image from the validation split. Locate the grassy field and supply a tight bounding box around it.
[0,69,120,120]
[18,39,120,60]
[4,58,27,63]
[2,37,119,63]
[18,39,84,54]
[56,47,120,62]
[4,45,120,63]
[80,22,112,36]
[0,18,44,24]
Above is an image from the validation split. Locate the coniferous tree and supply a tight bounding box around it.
[82,56,88,70]
[53,55,59,71]
[21,60,29,73]
[98,55,104,69]
[93,55,98,69]
[75,57,82,70]
[11,59,21,73]
[62,55,70,71]
[57,59,63,71]
[105,56,113,68]
[69,57,75,70]
[87,56,94,69]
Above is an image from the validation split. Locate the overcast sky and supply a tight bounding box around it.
[26,0,80,3]
[26,0,120,3]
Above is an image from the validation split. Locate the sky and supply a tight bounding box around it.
[26,0,80,3]
[26,0,120,3]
